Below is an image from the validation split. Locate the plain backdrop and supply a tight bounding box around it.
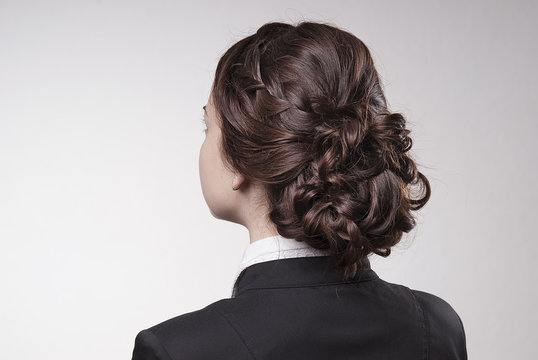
[1,0,536,359]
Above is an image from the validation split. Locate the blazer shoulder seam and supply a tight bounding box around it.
[407,288,430,360]
[211,305,257,360]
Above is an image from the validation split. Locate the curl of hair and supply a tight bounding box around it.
[211,21,431,280]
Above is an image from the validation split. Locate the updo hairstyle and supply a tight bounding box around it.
[210,21,431,280]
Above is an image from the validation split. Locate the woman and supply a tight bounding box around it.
[132,20,467,359]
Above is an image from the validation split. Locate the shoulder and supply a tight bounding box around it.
[411,289,466,335]
[411,289,468,359]
[131,299,254,360]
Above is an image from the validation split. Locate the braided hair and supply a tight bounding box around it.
[210,21,431,280]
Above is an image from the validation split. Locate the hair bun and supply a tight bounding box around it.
[210,20,431,280]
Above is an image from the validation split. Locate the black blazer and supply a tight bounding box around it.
[132,255,467,359]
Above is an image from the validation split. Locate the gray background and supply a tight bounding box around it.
[1,0,536,359]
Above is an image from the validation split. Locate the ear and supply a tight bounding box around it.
[232,173,246,190]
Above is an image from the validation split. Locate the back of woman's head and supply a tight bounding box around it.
[211,21,431,280]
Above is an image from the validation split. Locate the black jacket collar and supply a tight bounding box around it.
[232,255,378,298]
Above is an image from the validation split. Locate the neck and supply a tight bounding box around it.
[248,228,280,244]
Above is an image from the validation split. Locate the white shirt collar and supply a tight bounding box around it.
[231,234,331,296]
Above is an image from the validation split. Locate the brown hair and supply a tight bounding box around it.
[211,21,431,280]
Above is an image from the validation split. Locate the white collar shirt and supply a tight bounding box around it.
[231,234,331,296]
